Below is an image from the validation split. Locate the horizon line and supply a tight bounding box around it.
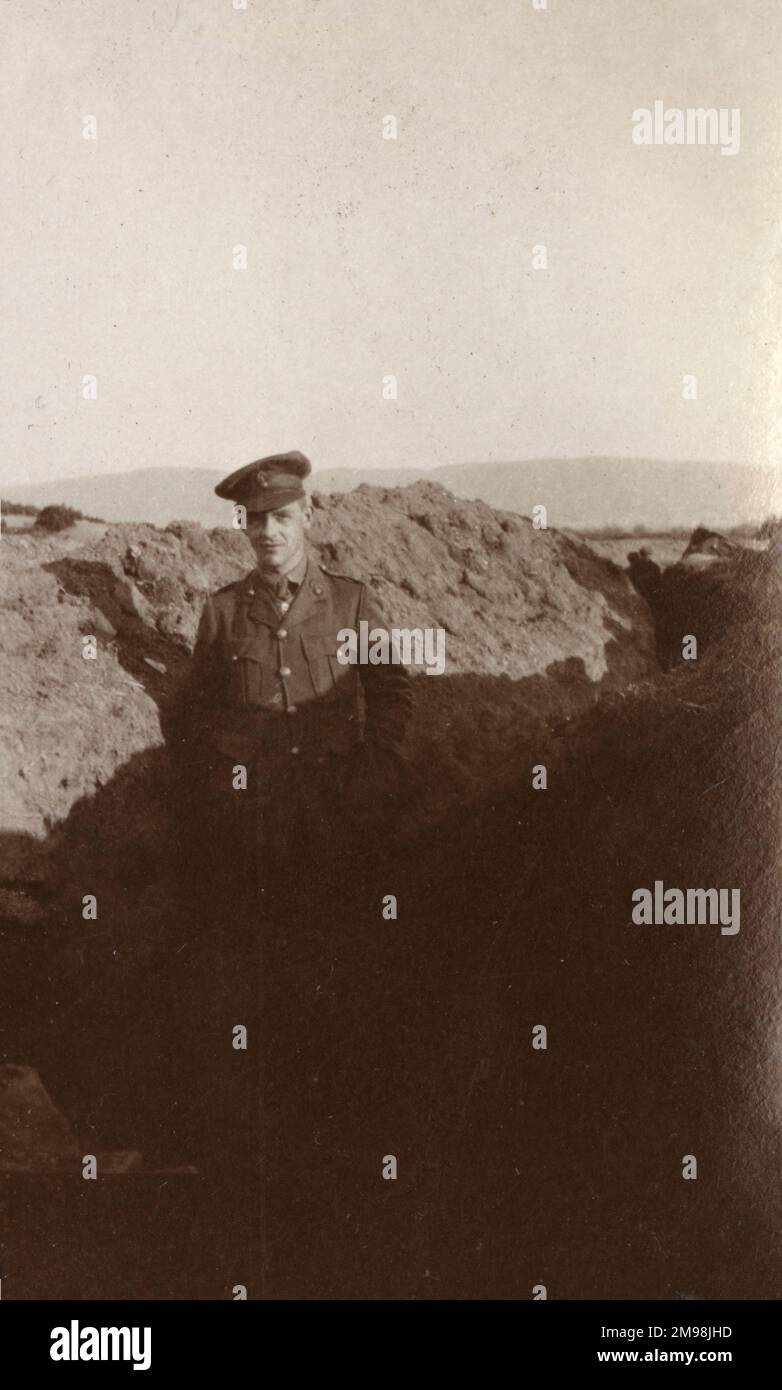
[3,454,771,492]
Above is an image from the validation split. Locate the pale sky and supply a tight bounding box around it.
[2,0,780,488]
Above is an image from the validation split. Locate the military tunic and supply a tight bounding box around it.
[181,555,412,783]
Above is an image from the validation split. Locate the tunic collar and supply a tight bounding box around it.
[241,554,328,629]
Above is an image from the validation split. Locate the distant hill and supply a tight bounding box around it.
[3,468,229,529]
[4,458,780,530]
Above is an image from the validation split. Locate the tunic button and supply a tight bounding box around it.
[231,655,238,662]
[291,746,300,755]
[279,601,289,613]
[276,628,287,639]
[279,666,292,678]
[287,705,297,715]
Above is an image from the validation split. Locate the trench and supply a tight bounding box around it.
[2,546,780,1298]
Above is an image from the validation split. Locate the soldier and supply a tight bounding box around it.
[175,449,413,909]
[169,451,414,1278]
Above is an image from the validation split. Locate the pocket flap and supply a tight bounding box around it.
[225,638,263,664]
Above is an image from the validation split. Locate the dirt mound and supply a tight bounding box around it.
[313,482,648,682]
[1,521,249,875]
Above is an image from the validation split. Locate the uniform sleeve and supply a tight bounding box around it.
[169,595,222,773]
[356,582,414,755]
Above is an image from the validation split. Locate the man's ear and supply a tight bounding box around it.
[301,498,313,529]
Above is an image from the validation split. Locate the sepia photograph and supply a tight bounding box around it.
[1,0,780,1348]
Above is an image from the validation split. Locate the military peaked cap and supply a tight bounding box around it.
[215,450,312,512]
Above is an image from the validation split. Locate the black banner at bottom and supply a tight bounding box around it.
[1,1298,775,1376]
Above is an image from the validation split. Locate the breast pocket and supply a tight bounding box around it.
[225,638,265,707]
[301,633,350,698]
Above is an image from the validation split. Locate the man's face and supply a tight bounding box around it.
[246,498,311,574]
